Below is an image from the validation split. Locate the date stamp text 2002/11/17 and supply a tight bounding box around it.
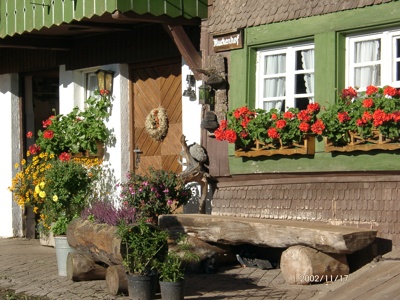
[300,274,349,283]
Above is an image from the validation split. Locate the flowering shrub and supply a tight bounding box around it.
[118,167,192,224]
[35,90,113,156]
[320,85,400,146]
[214,104,324,148]
[80,199,136,226]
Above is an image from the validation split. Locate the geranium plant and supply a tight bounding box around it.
[117,167,192,224]
[214,104,324,148]
[320,85,400,146]
[35,89,113,156]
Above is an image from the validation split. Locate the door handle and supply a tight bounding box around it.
[133,145,142,169]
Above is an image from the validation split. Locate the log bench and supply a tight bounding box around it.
[158,214,378,285]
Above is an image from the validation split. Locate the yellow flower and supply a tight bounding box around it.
[39,181,45,189]
[14,163,19,169]
[52,195,58,202]
[27,151,31,157]
[35,185,41,194]
[21,159,26,166]
[39,191,46,198]
[33,207,39,214]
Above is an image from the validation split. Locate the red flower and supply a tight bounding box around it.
[337,112,351,123]
[384,86,397,97]
[271,113,278,120]
[341,87,358,99]
[283,111,295,119]
[59,152,71,161]
[356,119,365,126]
[26,131,33,138]
[42,116,54,128]
[219,120,228,130]
[362,111,373,122]
[372,109,390,127]
[392,111,400,122]
[267,128,280,139]
[214,127,225,141]
[362,98,374,108]
[100,89,109,96]
[233,106,254,119]
[297,110,311,122]
[240,131,249,138]
[307,103,320,114]
[366,85,378,96]
[28,144,40,155]
[299,122,310,132]
[224,129,237,143]
[311,119,325,135]
[43,130,54,139]
[275,119,286,129]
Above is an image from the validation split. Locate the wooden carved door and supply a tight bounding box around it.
[130,59,182,174]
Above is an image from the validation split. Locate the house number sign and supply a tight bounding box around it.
[213,30,243,52]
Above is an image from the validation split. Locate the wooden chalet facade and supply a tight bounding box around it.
[0,0,207,238]
[201,0,400,250]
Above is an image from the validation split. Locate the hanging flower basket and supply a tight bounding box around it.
[324,130,400,152]
[145,107,169,141]
[235,135,315,157]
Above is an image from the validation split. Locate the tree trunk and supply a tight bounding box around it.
[280,245,349,285]
[67,252,107,281]
[106,265,129,296]
[66,218,123,265]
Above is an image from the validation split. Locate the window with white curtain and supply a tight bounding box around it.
[256,44,314,111]
[347,29,400,89]
[86,72,98,99]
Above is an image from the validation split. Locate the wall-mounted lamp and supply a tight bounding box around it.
[183,74,196,100]
[199,83,212,105]
[96,69,114,95]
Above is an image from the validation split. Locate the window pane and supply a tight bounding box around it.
[354,39,380,63]
[264,54,286,75]
[296,49,314,71]
[263,77,286,97]
[354,65,381,87]
[397,38,400,58]
[397,62,400,81]
[295,98,309,110]
[295,74,307,94]
[263,100,284,112]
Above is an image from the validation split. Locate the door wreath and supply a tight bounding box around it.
[145,107,169,141]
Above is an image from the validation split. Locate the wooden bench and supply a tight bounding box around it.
[158,214,378,285]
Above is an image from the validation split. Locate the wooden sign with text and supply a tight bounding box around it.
[213,30,243,52]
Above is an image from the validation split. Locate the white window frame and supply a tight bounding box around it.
[256,43,315,111]
[346,29,400,90]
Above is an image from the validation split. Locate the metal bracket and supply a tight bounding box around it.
[133,145,142,169]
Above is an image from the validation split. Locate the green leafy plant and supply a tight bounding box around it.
[118,167,192,224]
[320,85,400,146]
[35,90,113,156]
[39,159,97,235]
[118,219,169,276]
[157,235,199,282]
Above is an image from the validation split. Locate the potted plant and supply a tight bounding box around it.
[35,89,113,156]
[321,84,400,152]
[157,235,199,300]
[117,166,192,224]
[214,104,324,157]
[117,219,169,300]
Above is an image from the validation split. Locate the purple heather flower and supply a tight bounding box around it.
[143,181,149,186]
[163,188,169,193]
[167,200,173,206]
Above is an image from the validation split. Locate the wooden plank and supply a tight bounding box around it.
[158,214,377,254]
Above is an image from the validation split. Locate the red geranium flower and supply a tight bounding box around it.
[43,130,54,139]
[311,119,325,135]
[26,131,33,138]
[283,111,295,119]
[356,119,365,126]
[276,119,286,129]
[307,103,320,114]
[363,98,374,108]
[392,111,400,122]
[362,111,373,122]
[366,85,378,96]
[297,110,311,122]
[337,112,351,123]
[267,128,280,139]
[100,89,109,96]
[224,129,237,143]
[299,122,310,132]
[383,86,397,97]
[372,109,390,127]
[271,113,278,120]
[29,144,40,155]
[59,152,71,161]
[341,87,358,99]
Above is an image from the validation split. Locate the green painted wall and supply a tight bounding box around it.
[228,1,400,174]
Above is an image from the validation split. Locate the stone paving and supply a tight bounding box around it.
[2,238,400,300]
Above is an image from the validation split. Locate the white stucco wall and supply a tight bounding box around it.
[0,73,23,237]
[182,61,202,146]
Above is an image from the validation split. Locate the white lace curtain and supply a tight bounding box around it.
[263,54,286,111]
[301,49,315,102]
[354,40,380,87]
